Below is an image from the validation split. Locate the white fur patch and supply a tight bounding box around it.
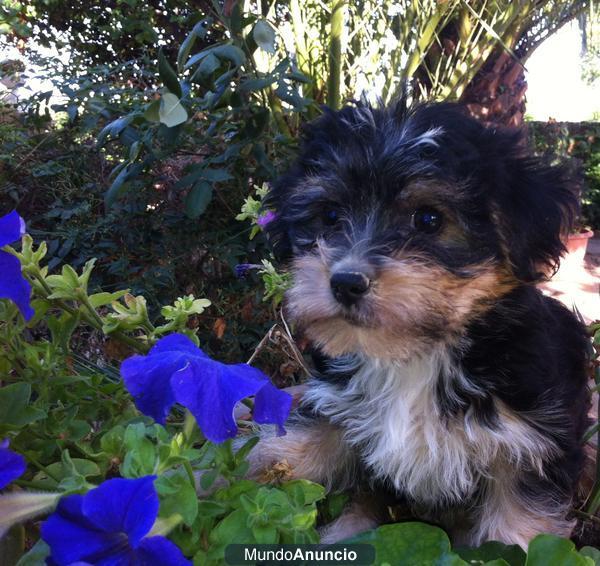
[302,348,557,505]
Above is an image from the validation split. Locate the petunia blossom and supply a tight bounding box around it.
[0,439,26,490]
[41,476,190,566]
[256,210,276,227]
[0,210,33,320]
[234,263,260,278]
[120,333,292,443]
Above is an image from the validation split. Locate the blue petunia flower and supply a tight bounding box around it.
[0,439,26,490]
[120,334,292,443]
[0,210,33,321]
[234,263,260,279]
[41,476,190,566]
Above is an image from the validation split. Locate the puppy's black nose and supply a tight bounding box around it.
[330,271,371,306]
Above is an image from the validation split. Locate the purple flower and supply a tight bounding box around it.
[120,334,292,443]
[0,211,33,321]
[41,476,190,566]
[257,210,276,227]
[0,439,26,489]
[234,263,259,278]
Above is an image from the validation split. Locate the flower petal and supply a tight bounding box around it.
[137,536,191,565]
[42,495,127,566]
[148,333,206,358]
[0,210,25,247]
[257,210,277,227]
[0,442,26,489]
[0,251,33,321]
[121,354,181,425]
[253,381,293,435]
[171,359,268,443]
[82,476,158,545]
[120,334,205,424]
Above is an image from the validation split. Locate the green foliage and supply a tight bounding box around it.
[4,2,600,562]
[529,121,600,230]
[0,236,323,562]
[347,523,596,566]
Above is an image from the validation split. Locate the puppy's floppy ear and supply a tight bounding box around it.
[487,130,578,282]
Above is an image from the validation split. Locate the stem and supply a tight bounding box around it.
[183,459,196,489]
[183,409,197,445]
[78,292,105,328]
[327,0,346,109]
[28,271,148,354]
[573,508,600,526]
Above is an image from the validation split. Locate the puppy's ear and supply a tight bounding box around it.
[488,131,578,282]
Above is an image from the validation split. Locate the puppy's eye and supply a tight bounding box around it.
[412,207,443,234]
[323,207,339,226]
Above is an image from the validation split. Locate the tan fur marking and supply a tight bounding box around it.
[286,248,516,359]
[246,423,355,490]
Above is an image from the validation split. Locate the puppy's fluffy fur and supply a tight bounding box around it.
[251,102,590,548]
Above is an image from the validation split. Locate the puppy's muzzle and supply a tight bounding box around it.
[330,270,371,307]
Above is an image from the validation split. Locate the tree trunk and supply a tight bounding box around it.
[459,49,528,128]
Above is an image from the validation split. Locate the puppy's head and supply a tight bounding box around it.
[265,102,577,359]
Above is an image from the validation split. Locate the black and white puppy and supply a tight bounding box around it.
[250,102,590,548]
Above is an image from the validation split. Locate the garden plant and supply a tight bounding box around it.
[1,0,600,564]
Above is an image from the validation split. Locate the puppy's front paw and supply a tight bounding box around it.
[318,502,380,544]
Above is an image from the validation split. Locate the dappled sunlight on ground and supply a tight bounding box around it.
[539,238,600,324]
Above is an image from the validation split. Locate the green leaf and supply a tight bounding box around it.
[192,53,221,80]
[47,310,81,351]
[158,48,182,97]
[280,480,325,506]
[201,168,232,182]
[456,541,526,566]
[212,44,246,67]
[210,507,254,547]
[252,524,278,544]
[159,93,188,127]
[253,19,276,54]
[88,290,129,308]
[100,424,126,457]
[121,423,157,478]
[239,76,277,93]
[15,539,50,566]
[197,500,229,517]
[525,535,593,566]
[104,163,143,208]
[0,383,46,431]
[178,20,210,72]
[345,522,467,565]
[580,547,600,565]
[97,115,135,145]
[185,181,213,218]
[35,455,101,490]
[156,471,198,526]
[320,492,349,522]
[144,99,161,122]
[200,468,219,491]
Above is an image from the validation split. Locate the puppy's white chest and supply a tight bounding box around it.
[303,353,548,504]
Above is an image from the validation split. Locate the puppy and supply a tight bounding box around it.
[250,102,590,548]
